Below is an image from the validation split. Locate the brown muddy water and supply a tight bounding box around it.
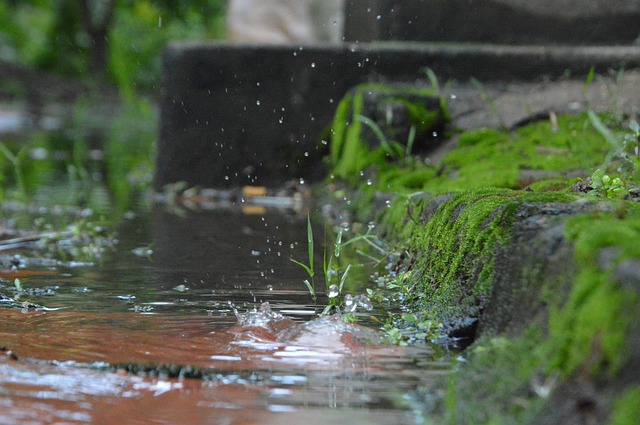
[0,205,449,425]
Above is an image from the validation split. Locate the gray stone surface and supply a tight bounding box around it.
[345,0,640,44]
[155,41,640,190]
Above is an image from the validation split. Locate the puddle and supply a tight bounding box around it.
[0,206,449,424]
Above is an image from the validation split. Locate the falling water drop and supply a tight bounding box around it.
[344,294,356,312]
[354,295,373,311]
[328,285,339,298]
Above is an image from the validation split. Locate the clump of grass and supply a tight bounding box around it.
[290,214,400,317]
[290,214,352,315]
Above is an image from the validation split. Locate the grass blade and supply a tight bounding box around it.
[306,214,314,272]
[338,264,351,293]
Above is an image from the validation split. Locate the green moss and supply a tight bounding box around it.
[439,207,640,424]
[547,213,640,376]
[407,189,579,320]
[443,330,549,424]
[608,386,640,425]
[409,189,517,318]
[421,114,610,193]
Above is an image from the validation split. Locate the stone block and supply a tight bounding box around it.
[345,0,640,45]
[155,42,640,190]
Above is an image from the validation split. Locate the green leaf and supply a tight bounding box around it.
[338,264,351,293]
[333,228,343,258]
[290,258,314,277]
[306,214,314,272]
[302,279,315,297]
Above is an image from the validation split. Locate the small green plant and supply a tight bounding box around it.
[292,216,385,316]
[589,169,627,198]
[355,114,404,159]
[290,214,318,306]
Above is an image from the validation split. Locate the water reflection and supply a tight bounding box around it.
[0,206,449,424]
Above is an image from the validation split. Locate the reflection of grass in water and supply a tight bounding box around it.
[0,96,156,216]
[0,141,28,202]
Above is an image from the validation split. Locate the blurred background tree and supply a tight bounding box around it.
[0,0,227,97]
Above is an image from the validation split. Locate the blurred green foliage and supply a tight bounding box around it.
[0,1,227,214]
[0,0,227,94]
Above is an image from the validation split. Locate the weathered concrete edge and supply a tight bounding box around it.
[405,192,640,423]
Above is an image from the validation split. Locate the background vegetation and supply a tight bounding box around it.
[0,0,227,212]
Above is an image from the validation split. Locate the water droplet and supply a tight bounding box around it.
[376,15,381,21]
[366,179,373,186]
[368,221,376,229]
[251,250,261,256]
[344,294,356,312]
[299,178,305,185]
[256,100,261,106]
[328,285,339,298]
[450,94,457,99]
[224,175,230,181]
[310,63,316,68]
[267,284,273,291]
[354,295,373,311]
[432,131,438,137]
[304,151,309,157]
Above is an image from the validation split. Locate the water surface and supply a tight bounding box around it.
[0,205,448,424]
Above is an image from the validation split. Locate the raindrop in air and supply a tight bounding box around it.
[344,294,356,312]
[328,285,339,298]
[354,295,373,311]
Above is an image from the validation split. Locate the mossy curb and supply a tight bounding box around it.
[425,195,640,424]
[324,83,640,424]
